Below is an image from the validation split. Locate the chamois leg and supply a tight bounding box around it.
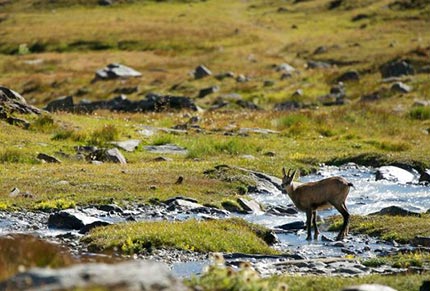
[334,203,350,241]
[312,210,319,240]
[305,210,312,241]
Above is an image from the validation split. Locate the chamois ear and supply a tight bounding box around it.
[282,167,287,177]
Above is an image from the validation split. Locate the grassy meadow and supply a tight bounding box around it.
[1,0,430,289]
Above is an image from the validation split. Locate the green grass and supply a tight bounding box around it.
[329,214,430,243]
[83,218,278,254]
[186,256,430,291]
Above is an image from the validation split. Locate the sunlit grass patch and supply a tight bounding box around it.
[329,214,430,243]
[83,218,278,254]
[0,148,36,164]
[34,198,76,211]
[409,106,430,120]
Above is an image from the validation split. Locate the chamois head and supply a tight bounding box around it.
[281,167,296,189]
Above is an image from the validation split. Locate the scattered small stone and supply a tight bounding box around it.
[274,63,296,73]
[380,60,415,78]
[360,91,380,102]
[95,63,142,80]
[174,176,184,185]
[110,139,140,152]
[37,153,61,163]
[391,82,412,93]
[194,65,212,79]
[198,86,219,98]
[313,46,327,55]
[336,70,360,82]
[96,204,123,213]
[153,156,172,162]
[274,100,303,111]
[352,13,370,21]
[307,60,331,69]
[144,144,188,155]
[236,74,249,83]
[263,80,275,87]
[98,0,113,6]
[214,72,235,80]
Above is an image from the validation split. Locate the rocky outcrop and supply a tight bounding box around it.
[45,93,198,113]
[0,86,42,128]
[0,260,186,291]
[48,209,111,233]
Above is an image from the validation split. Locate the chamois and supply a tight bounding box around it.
[281,168,353,241]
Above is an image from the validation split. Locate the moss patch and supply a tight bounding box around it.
[83,218,278,255]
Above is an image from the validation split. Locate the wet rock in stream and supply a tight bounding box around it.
[48,209,111,233]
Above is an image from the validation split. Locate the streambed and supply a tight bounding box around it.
[1,164,429,279]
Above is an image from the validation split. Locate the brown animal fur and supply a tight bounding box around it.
[281,168,352,241]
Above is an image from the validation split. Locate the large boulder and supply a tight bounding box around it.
[48,209,110,232]
[95,63,142,80]
[375,166,417,184]
[0,260,186,291]
[380,60,415,78]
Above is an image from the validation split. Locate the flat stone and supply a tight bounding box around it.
[166,199,204,211]
[44,95,74,112]
[276,221,305,231]
[0,260,186,291]
[95,63,142,80]
[105,148,127,164]
[238,128,280,135]
[198,86,219,98]
[110,139,140,152]
[380,60,415,78]
[144,144,188,155]
[337,70,360,82]
[391,82,412,93]
[37,153,61,163]
[275,63,296,73]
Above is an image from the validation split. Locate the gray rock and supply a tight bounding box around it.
[95,63,142,80]
[360,91,380,102]
[275,63,296,73]
[419,170,430,183]
[370,205,420,216]
[238,128,280,135]
[236,100,261,110]
[237,198,263,213]
[375,166,417,183]
[413,100,430,107]
[307,60,331,69]
[343,284,397,291]
[380,60,415,78]
[166,198,204,211]
[194,65,212,79]
[263,80,275,87]
[105,148,127,164]
[96,204,123,213]
[0,260,185,291]
[419,65,430,74]
[198,86,219,98]
[44,96,74,112]
[98,0,112,5]
[48,209,110,231]
[337,70,360,82]
[37,153,61,163]
[144,144,188,155]
[391,82,412,93]
[0,86,41,116]
[214,71,235,80]
[110,139,140,152]
[412,236,430,247]
[276,221,305,231]
[274,100,302,111]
